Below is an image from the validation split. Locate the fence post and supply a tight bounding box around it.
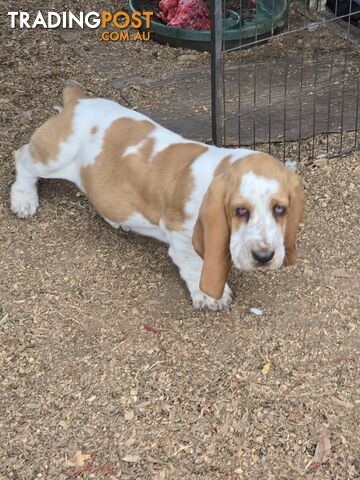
[211,0,224,146]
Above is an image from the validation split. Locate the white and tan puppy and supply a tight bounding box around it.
[10,84,304,310]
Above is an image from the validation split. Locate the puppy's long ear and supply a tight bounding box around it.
[192,176,231,299]
[284,170,305,266]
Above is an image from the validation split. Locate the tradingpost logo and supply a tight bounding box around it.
[7,10,154,42]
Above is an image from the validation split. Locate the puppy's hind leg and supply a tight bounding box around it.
[10,145,40,218]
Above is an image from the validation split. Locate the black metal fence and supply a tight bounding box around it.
[211,0,360,160]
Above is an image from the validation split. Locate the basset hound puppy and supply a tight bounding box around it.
[10,84,304,310]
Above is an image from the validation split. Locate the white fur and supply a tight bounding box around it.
[167,230,233,310]
[10,96,282,310]
[11,146,39,217]
[149,125,188,156]
[284,159,298,172]
[230,172,285,271]
[121,214,168,243]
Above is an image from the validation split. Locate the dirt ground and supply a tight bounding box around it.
[0,1,359,479]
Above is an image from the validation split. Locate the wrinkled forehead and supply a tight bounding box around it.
[229,154,289,208]
[240,171,279,203]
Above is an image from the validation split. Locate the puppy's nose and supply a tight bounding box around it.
[252,250,275,265]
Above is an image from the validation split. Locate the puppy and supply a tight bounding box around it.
[11,84,304,309]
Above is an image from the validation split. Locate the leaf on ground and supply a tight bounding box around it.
[124,410,135,420]
[309,432,331,470]
[65,450,92,468]
[333,397,354,409]
[261,362,271,375]
[144,324,160,334]
[122,453,141,463]
[332,268,352,278]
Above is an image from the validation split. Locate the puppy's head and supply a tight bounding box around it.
[192,153,304,299]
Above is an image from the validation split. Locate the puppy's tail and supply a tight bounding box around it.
[63,80,87,108]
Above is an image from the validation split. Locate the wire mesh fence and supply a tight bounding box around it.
[211,0,360,160]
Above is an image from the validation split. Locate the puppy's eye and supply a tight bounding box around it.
[235,207,249,220]
[273,205,287,216]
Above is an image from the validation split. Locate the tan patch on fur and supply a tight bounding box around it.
[30,107,75,164]
[90,126,98,135]
[63,84,87,107]
[229,153,287,181]
[81,118,207,230]
[30,85,87,164]
[283,170,305,265]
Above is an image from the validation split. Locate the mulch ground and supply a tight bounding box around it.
[0,1,359,479]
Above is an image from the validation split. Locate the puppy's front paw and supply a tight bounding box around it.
[10,185,39,218]
[191,284,233,311]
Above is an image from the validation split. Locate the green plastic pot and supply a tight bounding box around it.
[128,0,289,51]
